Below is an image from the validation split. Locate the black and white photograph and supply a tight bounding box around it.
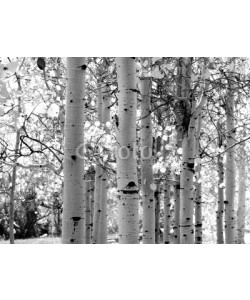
[1,2,250,300]
[0,57,249,245]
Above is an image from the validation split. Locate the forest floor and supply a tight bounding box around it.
[0,234,250,244]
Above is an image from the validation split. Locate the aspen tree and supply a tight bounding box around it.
[9,74,22,244]
[173,67,183,244]
[140,76,155,244]
[97,82,103,124]
[92,164,102,244]
[163,166,171,244]
[154,136,161,244]
[99,169,108,243]
[85,171,93,244]
[180,58,209,244]
[92,80,110,243]
[225,61,236,244]
[173,62,184,244]
[62,57,86,244]
[216,121,224,244]
[236,136,246,244]
[194,114,202,244]
[102,85,111,124]
[179,57,195,244]
[115,57,139,244]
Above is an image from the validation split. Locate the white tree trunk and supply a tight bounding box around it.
[92,164,102,244]
[84,172,93,244]
[236,140,246,243]
[163,168,171,244]
[179,58,195,244]
[102,85,111,124]
[140,77,155,244]
[225,66,236,244]
[216,122,224,244]
[99,169,108,243]
[194,115,202,244]
[62,57,86,244]
[116,57,139,244]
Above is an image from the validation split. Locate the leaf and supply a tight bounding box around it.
[153,164,159,174]
[16,116,25,129]
[152,57,162,63]
[191,73,198,82]
[136,62,142,71]
[228,62,235,72]
[203,69,210,79]
[165,145,173,153]
[151,66,164,79]
[0,82,10,99]
[150,183,157,191]
[47,103,60,118]
[219,182,225,189]
[177,148,182,155]
[160,167,166,173]
[5,61,19,74]
[0,105,5,115]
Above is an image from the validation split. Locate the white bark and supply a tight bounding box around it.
[116,57,139,244]
[225,66,236,244]
[163,168,171,244]
[102,85,111,124]
[92,164,102,244]
[84,172,92,244]
[99,169,108,243]
[216,122,224,244]
[180,58,195,244]
[62,57,86,244]
[140,77,155,244]
[236,140,246,243]
[97,83,103,123]
[194,115,202,244]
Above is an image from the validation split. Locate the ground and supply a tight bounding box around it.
[1,234,250,244]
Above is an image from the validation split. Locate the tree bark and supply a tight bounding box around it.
[92,164,102,244]
[116,57,139,244]
[216,121,224,244]
[163,168,171,244]
[99,169,108,243]
[140,77,155,244]
[9,75,22,244]
[236,139,246,244]
[62,57,86,244]
[194,115,202,244]
[225,64,236,244]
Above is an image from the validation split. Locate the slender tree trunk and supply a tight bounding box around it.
[216,122,224,244]
[140,77,155,244]
[85,172,93,244]
[62,57,86,244]
[9,131,20,244]
[9,75,22,244]
[236,140,246,243]
[163,168,171,244]
[102,85,111,124]
[99,169,108,243]
[154,136,162,244]
[115,57,139,244]
[154,186,161,244]
[194,115,202,244]
[97,82,103,123]
[173,173,181,244]
[92,164,102,244]
[179,57,195,244]
[225,64,236,244]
